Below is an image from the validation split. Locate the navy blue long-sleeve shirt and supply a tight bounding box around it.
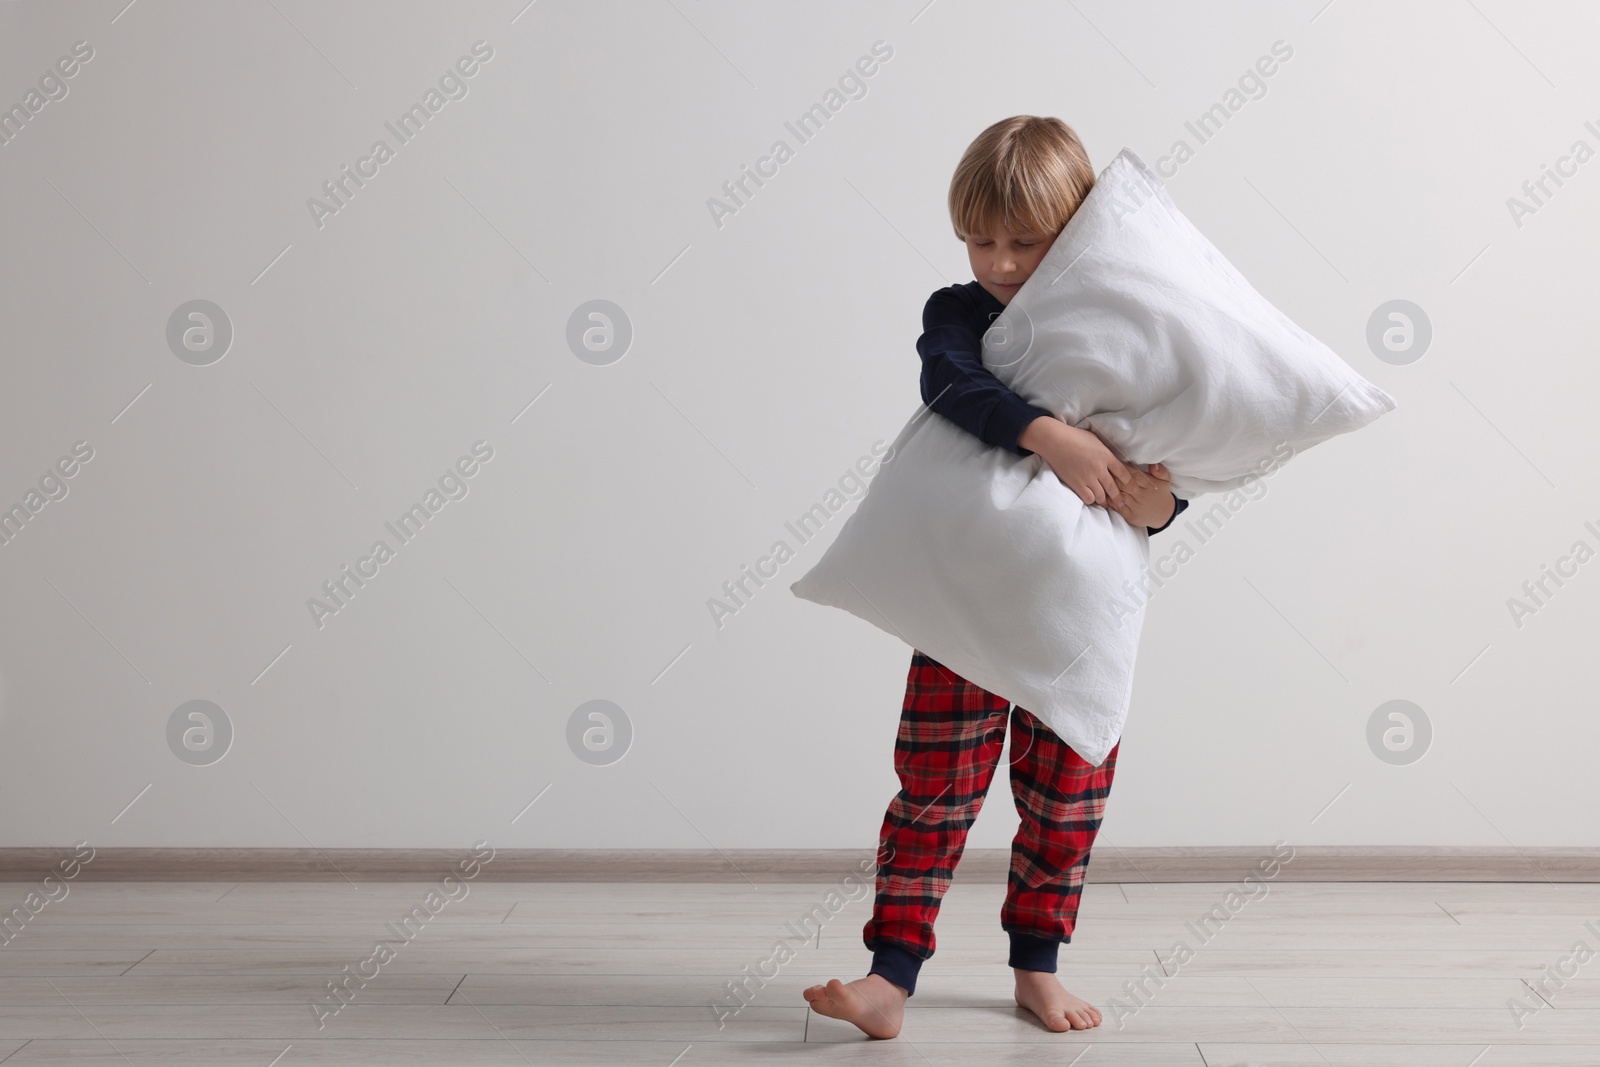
[917,280,1189,536]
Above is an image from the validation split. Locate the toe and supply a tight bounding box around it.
[804,983,837,1009]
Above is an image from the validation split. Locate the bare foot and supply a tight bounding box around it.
[1014,968,1101,1031]
[802,974,908,1039]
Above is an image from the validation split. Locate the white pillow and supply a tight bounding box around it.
[790,148,1395,766]
[990,148,1396,498]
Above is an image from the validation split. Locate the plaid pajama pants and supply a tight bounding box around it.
[862,650,1120,996]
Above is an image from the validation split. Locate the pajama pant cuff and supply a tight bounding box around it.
[1007,930,1061,973]
[867,942,924,997]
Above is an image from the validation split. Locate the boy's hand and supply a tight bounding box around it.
[1106,462,1177,530]
[1019,416,1133,507]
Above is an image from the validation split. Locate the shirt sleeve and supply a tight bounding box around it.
[917,287,1054,458]
[919,286,1187,535]
[1146,494,1188,536]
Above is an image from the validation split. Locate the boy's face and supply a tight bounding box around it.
[964,223,1058,305]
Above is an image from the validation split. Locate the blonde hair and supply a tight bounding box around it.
[947,116,1095,240]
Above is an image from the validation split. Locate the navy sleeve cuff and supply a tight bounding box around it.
[990,398,1056,458]
[1146,493,1188,536]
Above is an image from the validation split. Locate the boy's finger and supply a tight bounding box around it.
[1116,470,1151,498]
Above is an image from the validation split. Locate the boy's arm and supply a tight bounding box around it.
[917,289,1054,456]
[917,286,1178,519]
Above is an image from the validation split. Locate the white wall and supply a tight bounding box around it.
[2,0,1596,852]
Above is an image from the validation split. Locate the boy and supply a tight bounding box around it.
[803,116,1188,1038]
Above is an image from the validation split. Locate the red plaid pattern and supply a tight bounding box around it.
[862,650,1119,961]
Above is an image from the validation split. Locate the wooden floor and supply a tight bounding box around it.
[0,878,1597,1064]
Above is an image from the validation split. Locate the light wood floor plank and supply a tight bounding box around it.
[0,1037,1211,1065]
[0,975,459,1006]
[0,878,1595,1061]
[450,971,1272,1007]
[115,946,1166,976]
[0,1004,802,1042]
[1198,1044,1600,1066]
